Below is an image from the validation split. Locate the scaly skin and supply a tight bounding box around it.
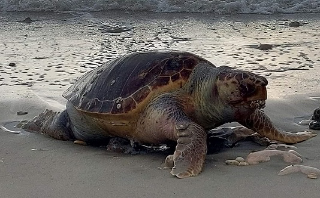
[135,94,207,178]
[239,109,317,144]
[22,109,73,141]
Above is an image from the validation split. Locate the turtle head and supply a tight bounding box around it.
[215,67,268,110]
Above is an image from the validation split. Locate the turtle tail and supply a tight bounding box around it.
[20,109,74,141]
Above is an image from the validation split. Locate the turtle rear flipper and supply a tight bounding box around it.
[21,109,74,141]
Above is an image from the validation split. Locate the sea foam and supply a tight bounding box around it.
[1,0,320,14]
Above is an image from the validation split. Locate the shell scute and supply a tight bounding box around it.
[171,73,181,82]
[150,76,171,89]
[122,97,136,113]
[63,51,214,114]
[100,100,114,113]
[160,58,183,76]
[184,57,198,69]
[180,69,193,80]
[131,86,151,104]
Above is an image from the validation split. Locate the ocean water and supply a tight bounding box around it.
[1,0,320,14]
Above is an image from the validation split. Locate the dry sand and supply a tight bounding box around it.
[0,12,319,198]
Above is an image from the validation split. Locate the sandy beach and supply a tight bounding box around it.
[0,11,319,198]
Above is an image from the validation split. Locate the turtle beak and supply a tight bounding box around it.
[246,85,267,101]
[245,85,267,109]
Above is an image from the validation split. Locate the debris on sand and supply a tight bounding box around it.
[9,62,16,67]
[99,24,133,33]
[266,143,297,150]
[257,44,273,50]
[225,157,249,166]
[289,21,302,27]
[20,17,33,24]
[278,165,320,179]
[0,125,21,134]
[246,149,302,165]
[17,111,28,115]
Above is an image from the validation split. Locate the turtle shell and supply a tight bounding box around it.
[63,51,214,114]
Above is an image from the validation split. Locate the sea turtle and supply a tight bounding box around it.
[309,107,320,130]
[22,51,316,178]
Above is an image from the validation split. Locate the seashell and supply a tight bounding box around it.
[73,140,87,146]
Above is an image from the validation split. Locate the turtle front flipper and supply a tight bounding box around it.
[239,109,317,144]
[169,121,207,178]
[136,95,207,178]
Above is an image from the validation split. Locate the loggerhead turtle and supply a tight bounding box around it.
[22,51,316,178]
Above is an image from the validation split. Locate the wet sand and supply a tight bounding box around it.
[0,12,319,198]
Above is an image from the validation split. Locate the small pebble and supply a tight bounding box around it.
[238,162,249,166]
[235,157,245,162]
[225,160,240,165]
[307,173,318,179]
[31,148,49,151]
